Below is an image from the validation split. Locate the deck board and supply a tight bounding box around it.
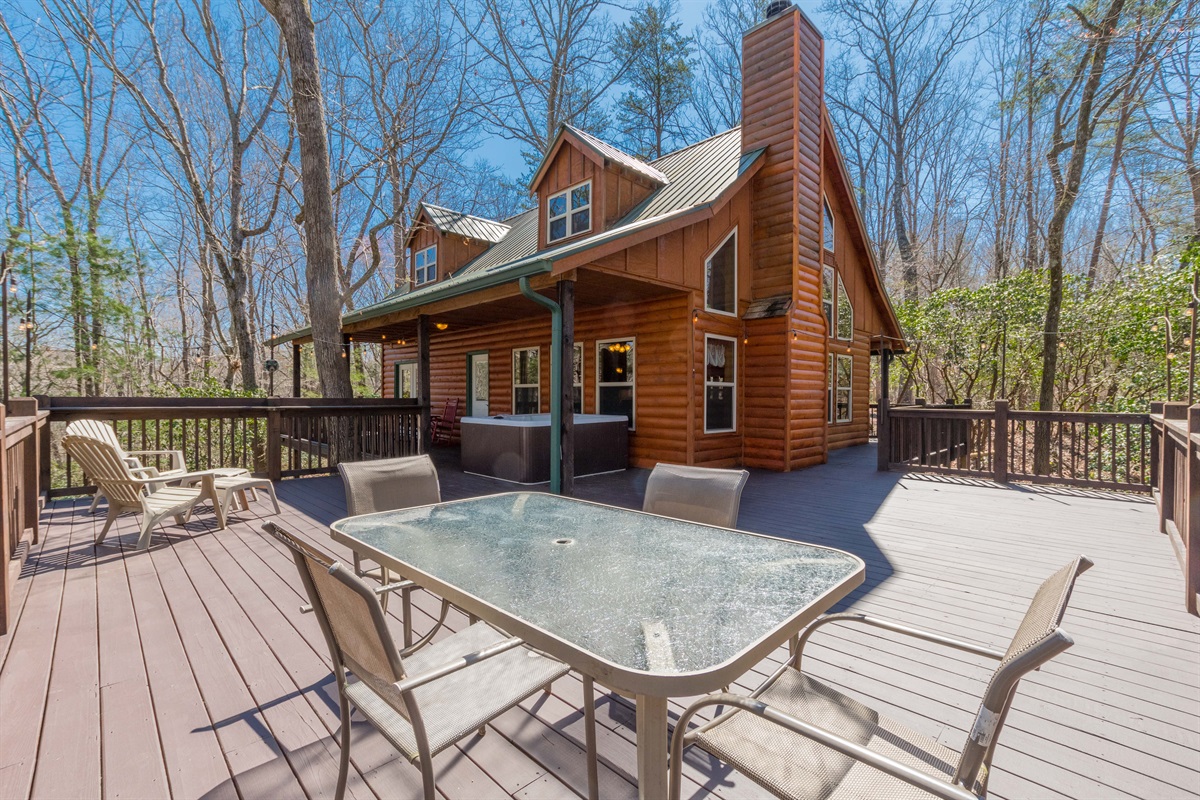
[2,444,1198,800]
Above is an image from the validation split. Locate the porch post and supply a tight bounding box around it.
[342,334,353,396]
[292,342,302,397]
[876,347,891,471]
[559,279,575,496]
[417,315,432,450]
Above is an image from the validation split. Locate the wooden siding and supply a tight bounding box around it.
[590,189,753,313]
[383,294,692,468]
[741,8,829,470]
[536,139,660,252]
[536,144,602,251]
[823,120,889,450]
[3,446,1197,800]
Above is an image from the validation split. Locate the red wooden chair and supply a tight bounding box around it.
[430,398,460,445]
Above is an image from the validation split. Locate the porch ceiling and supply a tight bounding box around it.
[340,268,685,342]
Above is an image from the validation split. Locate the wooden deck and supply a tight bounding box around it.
[1,445,1197,799]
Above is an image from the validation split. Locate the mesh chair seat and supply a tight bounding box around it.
[695,669,975,800]
[345,621,568,761]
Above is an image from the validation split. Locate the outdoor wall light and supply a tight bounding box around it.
[692,309,699,322]
[435,322,449,331]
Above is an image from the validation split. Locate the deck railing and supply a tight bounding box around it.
[884,399,1153,492]
[37,396,426,497]
[1150,402,1200,614]
[2,399,46,635]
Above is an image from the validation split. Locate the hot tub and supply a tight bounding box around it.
[460,413,629,484]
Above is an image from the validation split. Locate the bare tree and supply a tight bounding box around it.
[452,0,628,171]
[1143,0,1200,241]
[821,0,994,301]
[259,0,351,397]
[689,0,768,138]
[1034,0,1132,471]
[52,0,293,392]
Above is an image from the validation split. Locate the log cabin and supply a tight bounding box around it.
[272,1,904,488]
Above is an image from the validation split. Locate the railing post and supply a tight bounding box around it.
[1186,406,1200,614]
[1160,403,1188,532]
[35,395,51,497]
[0,404,9,635]
[993,400,1009,484]
[8,399,41,544]
[1151,401,1163,491]
[266,403,282,482]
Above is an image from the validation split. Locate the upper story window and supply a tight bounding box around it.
[823,198,835,252]
[705,228,737,316]
[548,180,592,243]
[836,274,853,340]
[413,245,437,286]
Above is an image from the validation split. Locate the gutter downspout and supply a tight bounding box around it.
[518,275,563,494]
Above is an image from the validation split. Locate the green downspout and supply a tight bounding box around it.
[518,275,562,494]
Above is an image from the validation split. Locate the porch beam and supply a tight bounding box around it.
[417,314,432,450]
[292,342,302,397]
[559,279,575,496]
[877,346,891,472]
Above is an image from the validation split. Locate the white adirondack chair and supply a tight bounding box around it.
[64,419,188,513]
[62,434,209,550]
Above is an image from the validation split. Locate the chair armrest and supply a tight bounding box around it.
[392,635,524,694]
[300,579,417,614]
[671,694,981,800]
[127,449,188,472]
[794,613,1004,670]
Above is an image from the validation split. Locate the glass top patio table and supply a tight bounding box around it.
[330,492,864,695]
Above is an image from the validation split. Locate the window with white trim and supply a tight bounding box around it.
[823,198,835,252]
[394,361,417,399]
[512,347,540,414]
[413,244,437,286]
[705,228,737,315]
[704,335,737,433]
[547,180,592,242]
[827,353,852,423]
[597,338,635,429]
[573,343,583,414]
[822,266,835,334]
[836,274,853,340]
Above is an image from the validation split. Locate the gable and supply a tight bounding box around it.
[822,112,905,350]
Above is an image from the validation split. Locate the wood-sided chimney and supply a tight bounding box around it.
[741,1,825,301]
[740,2,829,470]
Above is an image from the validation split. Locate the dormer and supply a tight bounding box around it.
[403,203,510,288]
[529,125,668,250]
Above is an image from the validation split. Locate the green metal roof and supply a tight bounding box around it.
[270,127,762,346]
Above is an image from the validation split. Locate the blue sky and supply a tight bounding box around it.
[471,0,832,177]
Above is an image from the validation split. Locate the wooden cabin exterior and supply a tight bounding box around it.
[276,2,904,475]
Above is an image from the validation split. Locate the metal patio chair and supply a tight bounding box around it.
[643,463,750,529]
[337,455,446,643]
[668,556,1094,800]
[63,434,211,550]
[262,521,597,800]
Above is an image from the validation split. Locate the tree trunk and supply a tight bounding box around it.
[1086,101,1133,288]
[262,0,351,398]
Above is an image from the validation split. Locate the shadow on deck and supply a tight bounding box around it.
[0,444,1196,800]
